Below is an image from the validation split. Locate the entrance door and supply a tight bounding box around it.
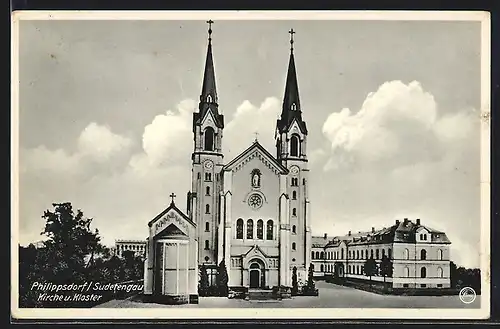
[249,270,260,288]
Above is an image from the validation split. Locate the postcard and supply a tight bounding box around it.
[11,10,491,320]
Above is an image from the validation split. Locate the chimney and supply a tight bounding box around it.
[395,219,400,225]
[348,230,351,236]
[323,233,328,240]
[371,227,375,233]
[416,218,421,225]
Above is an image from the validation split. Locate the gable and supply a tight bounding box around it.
[223,141,288,175]
[148,204,195,238]
[200,108,217,130]
[155,223,189,239]
[288,119,305,137]
[243,244,269,259]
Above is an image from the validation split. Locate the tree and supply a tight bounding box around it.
[291,266,298,295]
[40,202,103,284]
[216,260,229,297]
[379,255,393,283]
[306,263,316,290]
[199,264,209,296]
[363,257,378,288]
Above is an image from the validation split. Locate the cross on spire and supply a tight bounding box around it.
[169,193,177,204]
[254,131,259,142]
[289,28,296,52]
[207,20,214,41]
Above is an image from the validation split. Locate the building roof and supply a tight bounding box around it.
[276,41,308,135]
[222,140,289,175]
[312,219,451,249]
[193,25,224,131]
[147,200,196,228]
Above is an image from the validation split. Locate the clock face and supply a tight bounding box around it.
[290,166,299,175]
[204,160,214,170]
[248,194,263,210]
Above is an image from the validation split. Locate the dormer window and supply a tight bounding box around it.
[207,95,213,103]
[291,103,297,111]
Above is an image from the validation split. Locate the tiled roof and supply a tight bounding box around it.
[314,219,451,249]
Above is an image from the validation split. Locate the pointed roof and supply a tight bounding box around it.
[276,30,307,135]
[148,200,195,228]
[193,21,224,131]
[200,36,217,104]
[222,140,289,174]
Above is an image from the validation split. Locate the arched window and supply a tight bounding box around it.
[303,178,306,185]
[404,248,409,260]
[292,242,296,250]
[311,264,315,271]
[266,220,274,240]
[292,225,296,234]
[370,249,374,259]
[204,127,215,151]
[320,251,324,259]
[206,186,210,195]
[388,248,392,259]
[382,249,386,259]
[205,173,212,181]
[311,251,315,259]
[361,250,364,259]
[420,249,427,260]
[236,218,243,239]
[421,267,427,278]
[404,267,410,278]
[257,220,264,239]
[341,249,344,259]
[356,250,359,259]
[315,251,319,259]
[292,191,297,200]
[292,208,297,216]
[204,240,209,250]
[247,219,254,239]
[437,267,443,278]
[207,95,213,103]
[290,135,300,157]
[205,222,209,232]
[320,264,324,272]
[376,249,380,259]
[205,204,210,214]
[438,249,443,260]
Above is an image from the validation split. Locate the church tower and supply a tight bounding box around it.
[190,21,225,271]
[275,29,312,277]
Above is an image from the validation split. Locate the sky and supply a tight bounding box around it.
[17,18,483,268]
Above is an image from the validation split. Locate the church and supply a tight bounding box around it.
[143,22,312,303]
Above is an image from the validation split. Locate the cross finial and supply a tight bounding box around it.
[254,131,259,142]
[289,28,296,52]
[169,193,177,204]
[207,20,214,41]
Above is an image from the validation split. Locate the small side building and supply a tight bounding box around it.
[143,199,199,304]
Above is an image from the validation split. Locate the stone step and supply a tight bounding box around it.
[248,289,275,301]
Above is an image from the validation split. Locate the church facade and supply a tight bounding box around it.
[143,23,312,300]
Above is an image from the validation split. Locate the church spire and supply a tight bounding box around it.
[276,29,307,135]
[194,20,224,131]
[200,20,217,104]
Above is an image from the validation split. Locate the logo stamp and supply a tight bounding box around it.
[459,287,477,304]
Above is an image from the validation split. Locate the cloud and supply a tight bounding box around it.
[141,99,194,168]
[311,80,481,268]
[321,80,477,171]
[77,122,132,162]
[224,97,281,159]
